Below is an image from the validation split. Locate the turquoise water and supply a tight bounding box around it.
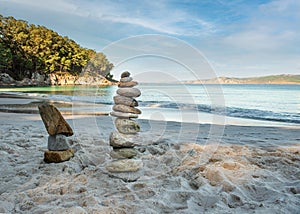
[1,84,299,125]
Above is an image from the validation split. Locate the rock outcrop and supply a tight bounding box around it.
[0,71,116,87]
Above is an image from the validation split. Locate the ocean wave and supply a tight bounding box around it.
[140,101,300,124]
[2,91,299,124]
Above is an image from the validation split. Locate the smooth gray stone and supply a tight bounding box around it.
[120,77,133,82]
[110,111,138,118]
[117,88,141,98]
[118,81,138,88]
[113,95,138,107]
[115,118,140,134]
[113,104,141,114]
[121,71,130,78]
[48,134,70,151]
[109,131,138,148]
[106,159,143,173]
[110,148,138,159]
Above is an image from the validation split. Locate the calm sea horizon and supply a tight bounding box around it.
[0,84,299,127]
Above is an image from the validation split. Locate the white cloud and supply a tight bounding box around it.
[2,0,216,36]
[81,0,216,36]
[259,0,300,16]
[219,0,300,52]
[5,0,78,14]
[1,0,299,77]
[222,29,297,51]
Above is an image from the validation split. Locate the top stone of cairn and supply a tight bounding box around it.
[121,71,130,78]
[38,102,73,136]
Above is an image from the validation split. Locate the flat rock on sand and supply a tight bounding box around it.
[38,103,73,136]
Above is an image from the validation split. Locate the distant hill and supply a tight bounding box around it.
[185,74,300,84]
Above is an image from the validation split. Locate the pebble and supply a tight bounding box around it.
[113,95,138,107]
[109,131,139,148]
[113,104,141,114]
[118,81,138,88]
[120,77,133,82]
[117,88,141,97]
[48,134,70,151]
[121,71,130,78]
[110,111,138,119]
[106,159,143,172]
[114,118,140,134]
[110,148,138,159]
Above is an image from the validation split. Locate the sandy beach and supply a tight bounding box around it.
[0,96,299,213]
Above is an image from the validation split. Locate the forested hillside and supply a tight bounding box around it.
[0,15,113,81]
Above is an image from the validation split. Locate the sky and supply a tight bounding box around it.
[0,0,300,80]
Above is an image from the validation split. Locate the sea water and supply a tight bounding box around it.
[1,84,299,126]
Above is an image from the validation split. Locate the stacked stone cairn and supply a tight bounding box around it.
[106,71,143,173]
[38,103,74,163]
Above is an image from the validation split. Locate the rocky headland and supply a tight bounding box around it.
[0,72,117,87]
[185,74,300,84]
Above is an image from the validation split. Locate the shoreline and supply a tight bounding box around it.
[1,93,299,128]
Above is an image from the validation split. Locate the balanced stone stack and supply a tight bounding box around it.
[106,71,143,173]
[38,103,74,163]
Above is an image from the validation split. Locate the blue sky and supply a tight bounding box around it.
[0,0,299,80]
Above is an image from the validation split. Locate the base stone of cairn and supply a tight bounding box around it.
[106,71,143,175]
[38,103,74,163]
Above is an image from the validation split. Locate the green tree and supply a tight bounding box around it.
[0,14,113,81]
[84,52,114,77]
